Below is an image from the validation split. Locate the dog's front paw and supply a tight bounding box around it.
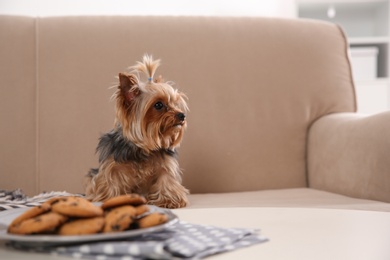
[148,190,188,209]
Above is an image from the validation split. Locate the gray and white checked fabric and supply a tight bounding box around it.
[0,189,82,211]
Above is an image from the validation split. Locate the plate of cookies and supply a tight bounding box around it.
[0,194,178,247]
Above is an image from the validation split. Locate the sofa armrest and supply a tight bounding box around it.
[308,112,390,203]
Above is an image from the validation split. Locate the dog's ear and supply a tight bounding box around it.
[118,73,140,103]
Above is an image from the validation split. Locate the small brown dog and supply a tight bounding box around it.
[85,55,189,208]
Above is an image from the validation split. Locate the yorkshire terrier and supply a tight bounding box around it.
[85,55,189,209]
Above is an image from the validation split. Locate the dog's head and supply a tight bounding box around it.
[114,55,188,153]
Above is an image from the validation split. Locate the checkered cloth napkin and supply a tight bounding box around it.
[0,189,80,211]
[1,189,268,259]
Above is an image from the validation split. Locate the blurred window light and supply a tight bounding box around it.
[327,5,336,19]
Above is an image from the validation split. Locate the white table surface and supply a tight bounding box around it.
[173,207,390,260]
[1,207,390,260]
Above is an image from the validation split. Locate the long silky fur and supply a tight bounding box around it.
[96,127,148,163]
[85,55,189,208]
[131,54,161,81]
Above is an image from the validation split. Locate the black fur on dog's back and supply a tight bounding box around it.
[97,127,148,164]
[87,128,177,178]
[89,127,177,173]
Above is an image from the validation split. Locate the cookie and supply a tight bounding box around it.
[137,212,168,229]
[44,196,69,206]
[8,203,51,229]
[51,196,103,217]
[58,217,105,235]
[8,212,68,235]
[101,194,147,210]
[103,205,136,232]
[135,205,150,216]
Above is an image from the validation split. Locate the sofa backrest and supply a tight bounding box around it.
[0,15,356,196]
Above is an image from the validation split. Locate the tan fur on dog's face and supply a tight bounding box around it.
[115,74,188,153]
[144,91,188,150]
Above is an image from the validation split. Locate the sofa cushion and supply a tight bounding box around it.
[0,16,37,195]
[32,16,355,194]
[187,188,390,212]
[0,16,357,197]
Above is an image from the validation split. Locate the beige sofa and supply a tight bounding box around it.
[1,15,389,211]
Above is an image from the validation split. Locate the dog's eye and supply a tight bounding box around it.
[154,101,164,110]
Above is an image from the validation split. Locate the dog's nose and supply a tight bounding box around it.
[177,112,186,122]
